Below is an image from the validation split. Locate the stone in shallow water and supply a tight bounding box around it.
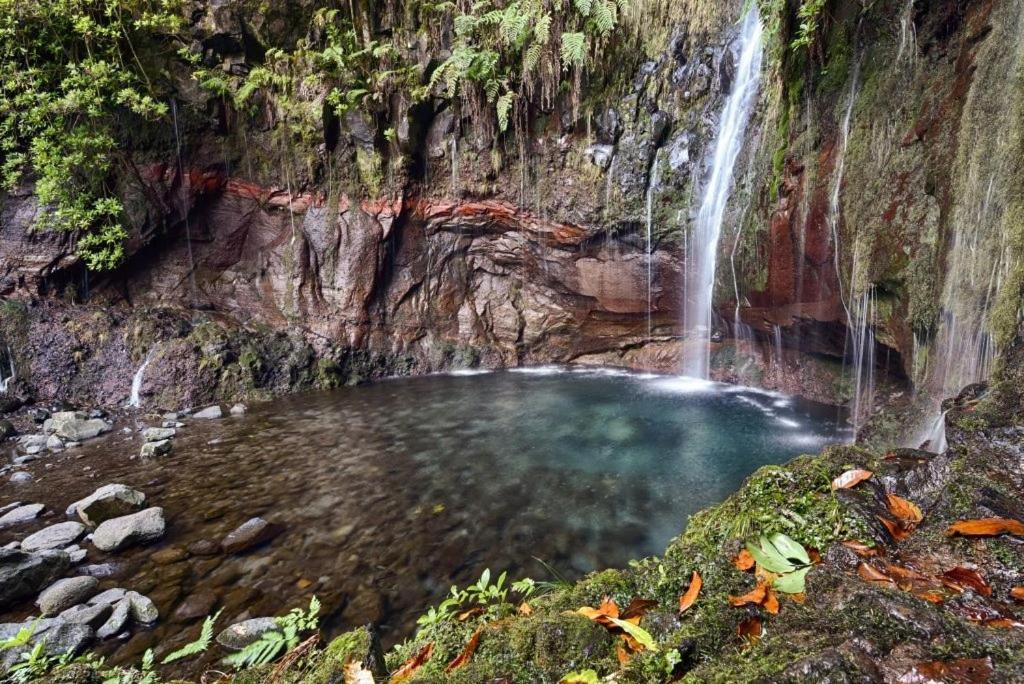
[92,508,165,552]
[125,591,158,623]
[58,601,111,628]
[140,439,172,459]
[88,588,127,606]
[221,517,283,554]
[45,411,111,441]
[230,403,247,416]
[22,521,86,552]
[37,575,99,616]
[193,405,223,419]
[0,503,44,528]
[67,483,147,526]
[96,598,130,639]
[142,427,176,442]
[151,546,189,565]
[172,590,217,623]
[216,617,280,650]
[10,471,32,485]
[0,548,70,605]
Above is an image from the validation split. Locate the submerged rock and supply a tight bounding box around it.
[216,617,280,650]
[92,508,165,552]
[67,484,147,526]
[221,517,282,554]
[37,576,99,616]
[193,405,223,419]
[21,521,86,552]
[0,548,70,605]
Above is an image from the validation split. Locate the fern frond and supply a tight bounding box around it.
[162,610,222,664]
[573,0,593,17]
[560,32,587,67]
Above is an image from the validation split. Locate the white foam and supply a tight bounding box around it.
[649,376,718,394]
[447,369,492,376]
[508,366,565,375]
[776,417,800,428]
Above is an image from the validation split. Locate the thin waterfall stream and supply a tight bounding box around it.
[681,8,764,378]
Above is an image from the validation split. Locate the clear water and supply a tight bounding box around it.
[1,368,843,666]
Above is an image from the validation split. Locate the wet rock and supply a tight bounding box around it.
[62,545,87,564]
[125,591,159,623]
[80,562,121,578]
[140,439,172,458]
[30,409,50,423]
[96,598,130,639]
[172,590,217,622]
[229,403,247,416]
[584,144,615,170]
[142,427,176,442]
[67,483,147,526]
[0,502,44,528]
[22,521,86,552]
[151,546,189,565]
[88,588,127,606]
[0,622,93,668]
[188,539,221,557]
[9,471,32,485]
[221,517,282,554]
[45,411,111,441]
[58,602,111,628]
[0,502,21,515]
[193,405,223,419]
[45,434,64,451]
[0,548,70,604]
[92,508,165,551]
[216,617,279,650]
[18,433,48,451]
[37,576,99,616]
[0,419,15,438]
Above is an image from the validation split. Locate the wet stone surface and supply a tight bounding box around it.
[0,369,843,671]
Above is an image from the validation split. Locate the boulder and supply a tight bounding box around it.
[88,587,127,606]
[45,434,63,451]
[62,545,87,564]
[22,521,86,552]
[0,503,44,528]
[229,403,247,416]
[216,617,280,650]
[58,602,111,628]
[36,576,99,616]
[17,434,47,451]
[92,508,165,552]
[221,517,282,554]
[0,622,93,669]
[193,405,223,419]
[67,484,146,526]
[140,439,172,458]
[125,591,158,623]
[45,411,111,441]
[142,427,175,442]
[96,598,129,639]
[9,471,32,485]
[0,548,70,605]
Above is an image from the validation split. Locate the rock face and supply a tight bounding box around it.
[36,575,99,616]
[0,548,70,605]
[92,508,166,552]
[21,521,86,552]
[221,517,282,554]
[67,484,147,526]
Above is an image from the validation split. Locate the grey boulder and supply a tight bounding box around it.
[0,503,44,528]
[92,508,165,552]
[0,548,70,605]
[58,601,111,628]
[125,591,158,623]
[142,427,176,442]
[140,439,172,458]
[67,484,146,526]
[96,598,129,639]
[37,576,99,616]
[216,617,280,650]
[192,405,223,419]
[21,521,86,552]
[0,622,93,669]
[45,411,111,441]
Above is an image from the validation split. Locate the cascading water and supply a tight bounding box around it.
[644,150,663,339]
[0,346,15,394]
[681,8,764,378]
[848,287,877,437]
[128,349,156,409]
[171,99,198,305]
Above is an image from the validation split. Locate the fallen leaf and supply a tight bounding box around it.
[841,540,879,557]
[885,564,930,582]
[773,567,810,594]
[457,607,484,621]
[577,600,659,652]
[598,596,620,619]
[621,598,658,621]
[734,549,755,571]
[878,515,912,542]
[391,643,433,683]
[807,548,822,564]
[518,602,533,616]
[343,661,376,684]
[901,657,993,684]
[445,628,482,673]
[942,567,991,596]
[832,469,873,490]
[560,671,599,684]
[887,494,924,524]
[678,571,702,613]
[1010,587,1024,602]
[729,582,768,607]
[763,588,780,615]
[787,592,806,604]
[616,643,632,667]
[945,518,1024,537]
[912,591,945,604]
[858,562,895,584]
[982,618,1024,629]
[736,616,762,645]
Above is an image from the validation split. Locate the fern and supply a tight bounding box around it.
[560,32,587,67]
[162,609,222,664]
[497,90,515,131]
[223,597,320,671]
[534,13,552,44]
[573,0,593,18]
[591,0,616,35]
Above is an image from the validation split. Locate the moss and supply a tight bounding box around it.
[301,627,373,684]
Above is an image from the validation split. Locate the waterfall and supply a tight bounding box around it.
[644,150,663,339]
[171,99,198,304]
[896,0,917,64]
[848,287,877,437]
[0,346,15,394]
[919,410,949,453]
[681,8,764,378]
[128,349,156,409]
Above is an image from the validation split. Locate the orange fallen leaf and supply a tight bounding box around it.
[736,616,762,645]
[729,582,769,607]
[832,468,873,490]
[841,540,879,558]
[1010,587,1024,602]
[621,598,658,621]
[787,592,806,604]
[445,628,482,673]
[518,602,533,616]
[457,607,484,621]
[616,643,632,666]
[887,494,923,524]
[982,618,1024,629]
[678,571,702,613]
[905,657,993,683]
[942,567,992,596]
[598,596,620,618]
[763,588,780,615]
[734,549,755,571]
[912,590,946,604]
[885,564,930,582]
[857,562,895,584]
[391,643,433,683]
[878,515,912,542]
[945,518,1024,537]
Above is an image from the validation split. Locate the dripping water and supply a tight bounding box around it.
[681,8,764,378]
[128,348,156,409]
[0,346,16,394]
[896,0,917,65]
[644,150,663,339]
[171,99,198,306]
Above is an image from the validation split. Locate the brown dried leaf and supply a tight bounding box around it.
[445,628,482,673]
[942,567,992,596]
[457,607,484,621]
[903,657,993,684]
[982,618,1024,629]
[343,661,375,684]
[1010,587,1024,602]
[832,469,873,490]
[912,590,946,604]
[945,518,1024,537]
[729,582,768,607]
[841,540,879,558]
[734,549,755,571]
[887,494,924,524]
[878,515,912,542]
[736,616,762,645]
[391,643,433,683]
[616,643,632,666]
[857,562,895,584]
[621,598,658,621]
[678,571,702,613]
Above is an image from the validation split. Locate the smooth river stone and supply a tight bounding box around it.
[37,575,99,616]
[67,483,146,526]
[21,521,86,552]
[221,517,283,554]
[216,617,280,650]
[92,508,165,551]
[193,405,223,419]
[0,503,45,528]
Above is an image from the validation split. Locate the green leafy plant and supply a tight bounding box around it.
[161,609,221,664]
[745,532,814,593]
[223,596,321,669]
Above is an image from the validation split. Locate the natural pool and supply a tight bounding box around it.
[1,367,846,667]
